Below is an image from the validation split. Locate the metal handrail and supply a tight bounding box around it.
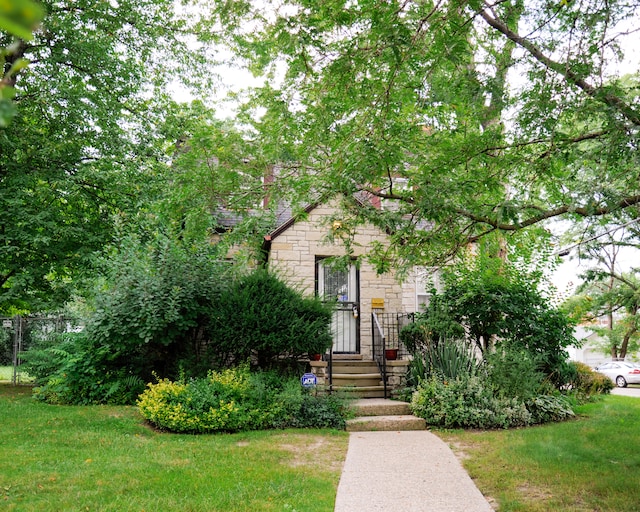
[372,311,388,398]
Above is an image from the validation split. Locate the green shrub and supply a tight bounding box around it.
[24,332,146,405]
[209,269,333,369]
[525,395,575,424]
[485,348,546,400]
[567,361,614,398]
[137,365,349,433]
[410,376,532,429]
[417,256,577,389]
[399,320,432,355]
[85,236,231,383]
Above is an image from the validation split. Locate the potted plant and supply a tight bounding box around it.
[385,348,398,360]
[310,353,323,361]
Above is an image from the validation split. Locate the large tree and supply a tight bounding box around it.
[0,0,218,312]
[210,0,640,270]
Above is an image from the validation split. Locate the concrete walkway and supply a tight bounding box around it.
[334,431,494,512]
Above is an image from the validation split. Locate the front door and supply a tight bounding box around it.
[317,260,359,353]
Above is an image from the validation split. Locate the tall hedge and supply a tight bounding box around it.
[209,269,333,368]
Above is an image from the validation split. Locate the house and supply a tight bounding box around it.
[568,324,640,366]
[257,197,438,397]
[567,325,608,367]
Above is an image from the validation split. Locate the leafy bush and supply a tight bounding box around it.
[525,395,575,424]
[209,269,333,369]
[137,365,349,433]
[24,236,334,404]
[23,332,146,405]
[415,255,577,389]
[410,376,532,429]
[399,320,432,355]
[85,235,231,383]
[566,361,614,398]
[485,347,546,400]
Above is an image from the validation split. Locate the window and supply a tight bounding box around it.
[415,267,440,311]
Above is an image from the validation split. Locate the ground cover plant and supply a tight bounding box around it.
[439,393,640,512]
[0,384,348,512]
[137,364,350,433]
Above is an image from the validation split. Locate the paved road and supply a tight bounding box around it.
[611,385,640,397]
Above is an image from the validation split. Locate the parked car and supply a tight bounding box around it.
[594,361,640,388]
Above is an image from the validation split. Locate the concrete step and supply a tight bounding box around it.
[350,398,411,417]
[330,363,380,374]
[331,354,362,360]
[331,385,386,398]
[332,373,382,387]
[346,414,427,432]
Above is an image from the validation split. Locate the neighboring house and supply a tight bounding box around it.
[568,324,640,366]
[567,325,608,367]
[259,197,437,359]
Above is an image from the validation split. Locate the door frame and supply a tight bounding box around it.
[315,257,360,354]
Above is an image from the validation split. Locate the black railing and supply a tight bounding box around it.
[373,312,414,360]
[372,311,388,398]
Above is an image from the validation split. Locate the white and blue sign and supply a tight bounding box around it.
[301,372,317,388]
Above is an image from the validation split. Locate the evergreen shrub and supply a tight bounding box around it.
[209,269,333,369]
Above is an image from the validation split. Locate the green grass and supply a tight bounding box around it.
[4,383,638,512]
[0,384,349,511]
[439,394,640,511]
[0,365,12,380]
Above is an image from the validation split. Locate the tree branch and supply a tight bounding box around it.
[479,3,640,127]
[461,194,640,238]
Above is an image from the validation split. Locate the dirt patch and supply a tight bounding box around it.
[276,433,348,471]
[516,482,553,501]
[447,440,473,461]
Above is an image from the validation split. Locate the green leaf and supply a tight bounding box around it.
[0,98,16,127]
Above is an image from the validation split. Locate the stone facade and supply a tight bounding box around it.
[267,200,419,359]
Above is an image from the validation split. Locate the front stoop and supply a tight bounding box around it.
[330,359,386,398]
[346,398,426,432]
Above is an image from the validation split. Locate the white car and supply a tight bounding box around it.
[594,362,640,388]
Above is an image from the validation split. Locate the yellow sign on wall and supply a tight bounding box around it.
[371,298,385,309]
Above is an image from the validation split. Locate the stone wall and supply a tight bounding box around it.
[268,201,417,358]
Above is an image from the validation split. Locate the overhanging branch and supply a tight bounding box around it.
[479,3,640,127]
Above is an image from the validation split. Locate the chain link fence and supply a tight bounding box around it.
[0,315,82,385]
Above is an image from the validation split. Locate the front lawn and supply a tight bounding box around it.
[440,394,640,511]
[3,384,638,511]
[0,366,33,383]
[0,384,348,511]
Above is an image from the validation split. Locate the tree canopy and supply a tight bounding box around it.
[0,0,220,312]
[209,0,640,270]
